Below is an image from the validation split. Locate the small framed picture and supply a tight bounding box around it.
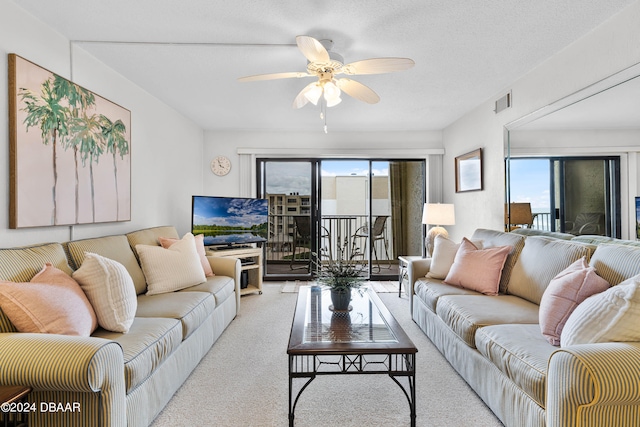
[455,148,483,192]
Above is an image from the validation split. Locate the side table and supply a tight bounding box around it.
[0,385,31,427]
[398,255,425,297]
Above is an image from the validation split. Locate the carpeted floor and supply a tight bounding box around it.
[151,283,503,427]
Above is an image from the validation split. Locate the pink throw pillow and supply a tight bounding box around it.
[539,256,610,346]
[0,263,98,336]
[444,238,511,295]
[159,233,214,277]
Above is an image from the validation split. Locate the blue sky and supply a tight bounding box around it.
[509,159,550,210]
[264,161,389,194]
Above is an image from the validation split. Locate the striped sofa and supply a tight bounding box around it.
[0,226,241,427]
[409,228,640,427]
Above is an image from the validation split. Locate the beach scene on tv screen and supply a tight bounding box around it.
[192,197,268,246]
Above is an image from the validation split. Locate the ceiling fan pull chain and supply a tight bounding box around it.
[321,98,329,133]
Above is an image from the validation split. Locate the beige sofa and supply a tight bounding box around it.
[409,228,640,427]
[0,226,241,427]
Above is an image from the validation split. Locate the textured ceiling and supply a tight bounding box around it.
[12,0,635,132]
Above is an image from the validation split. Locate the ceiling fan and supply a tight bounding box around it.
[238,35,415,111]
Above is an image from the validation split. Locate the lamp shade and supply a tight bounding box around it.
[422,203,455,226]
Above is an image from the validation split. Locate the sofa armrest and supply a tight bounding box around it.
[207,256,242,312]
[0,333,126,425]
[547,342,640,427]
[407,258,431,313]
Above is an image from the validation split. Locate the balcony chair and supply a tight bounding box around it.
[565,212,603,235]
[351,215,391,272]
[504,203,534,231]
[289,216,332,271]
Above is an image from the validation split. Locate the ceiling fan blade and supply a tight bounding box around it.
[336,78,380,104]
[292,82,316,109]
[341,58,415,75]
[296,35,330,63]
[238,71,311,82]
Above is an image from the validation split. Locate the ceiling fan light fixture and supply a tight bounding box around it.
[238,35,414,130]
[303,83,323,105]
[325,94,342,107]
[323,81,341,107]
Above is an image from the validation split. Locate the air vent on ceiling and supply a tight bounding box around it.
[494,91,512,114]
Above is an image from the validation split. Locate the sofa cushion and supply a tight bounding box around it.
[561,275,640,346]
[510,228,575,240]
[571,235,620,245]
[179,275,235,307]
[470,229,525,293]
[414,278,480,313]
[589,243,640,286]
[475,324,556,407]
[0,242,74,333]
[0,263,97,336]
[126,226,180,260]
[444,238,511,295]
[508,237,595,305]
[92,317,182,393]
[0,242,73,281]
[539,257,610,346]
[136,233,207,296]
[73,253,138,333]
[66,235,147,295]
[135,291,215,340]
[436,294,540,348]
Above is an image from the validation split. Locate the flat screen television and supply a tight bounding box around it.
[191,196,268,247]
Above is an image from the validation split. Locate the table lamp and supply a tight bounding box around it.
[422,203,455,257]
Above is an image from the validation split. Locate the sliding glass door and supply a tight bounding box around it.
[257,160,317,278]
[258,158,425,281]
[508,156,621,237]
[553,157,620,237]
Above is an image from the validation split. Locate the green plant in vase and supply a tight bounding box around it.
[312,240,366,311]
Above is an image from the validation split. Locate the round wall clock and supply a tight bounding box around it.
[210,155,231,176]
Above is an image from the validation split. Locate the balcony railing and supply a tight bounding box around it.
[265,214,393,265]
[531,212,552,230]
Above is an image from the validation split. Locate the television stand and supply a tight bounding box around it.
[209,244,252,251]
[208,246,263,296]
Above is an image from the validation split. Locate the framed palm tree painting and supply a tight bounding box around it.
[8,54,131,228]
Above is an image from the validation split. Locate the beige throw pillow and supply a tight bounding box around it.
[0,263,98,336]
[73,253,137,333]
[426,235,459,279]
[158,233,214,277]
[136,233,207,296]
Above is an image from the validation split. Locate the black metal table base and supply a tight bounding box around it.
[288,353,416,427]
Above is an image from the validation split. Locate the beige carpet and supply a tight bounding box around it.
[151,283,503,427]
[280,280,400,294]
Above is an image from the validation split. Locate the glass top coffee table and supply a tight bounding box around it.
[287,285,417,426]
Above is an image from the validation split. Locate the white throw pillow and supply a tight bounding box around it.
[426,235,459,279]
[72,253,137,333]
[561,274,640,346]
[136,232,207,296]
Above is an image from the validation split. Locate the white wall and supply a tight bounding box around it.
[202,130,442,197]
[510,129,640,153]
[0,1,204,246]
[443,0,640,241]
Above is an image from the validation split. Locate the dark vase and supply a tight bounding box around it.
[330,288,351,311]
